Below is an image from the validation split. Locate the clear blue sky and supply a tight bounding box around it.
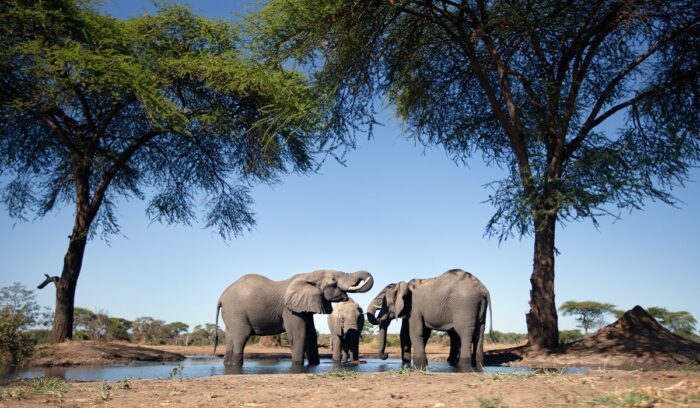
[1,0,698,335]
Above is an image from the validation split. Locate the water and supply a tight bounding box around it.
[0,356,588,382]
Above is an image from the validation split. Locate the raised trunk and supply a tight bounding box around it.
[340,270,374,293]
[526,213,559,350]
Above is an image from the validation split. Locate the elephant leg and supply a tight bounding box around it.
[304,314,320,365]
[409,317,428,369]
[331,334,342,362]
[341,341,350,363]
[283,310,306,366]
[350,331,360,363]
[225,324,251,367]
[447,330,461,366]
[473,310,486,369]
[399,319,412,367]
[455,325,476,368]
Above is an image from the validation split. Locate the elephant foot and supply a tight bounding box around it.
[307,359,321,366]
[379,353,389,360]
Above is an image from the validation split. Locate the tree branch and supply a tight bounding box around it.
[565,16,700,160]
[37,274,60,289]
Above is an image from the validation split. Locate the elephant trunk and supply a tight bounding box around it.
[366,302,380,325]
[377,322,389,360]
[340,270,374,293]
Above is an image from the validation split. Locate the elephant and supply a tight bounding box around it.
[214,269,373,367]
[366,269,491,370]
[328,298,365,364]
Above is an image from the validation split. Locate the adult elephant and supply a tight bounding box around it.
[328,298,364,364]
[214,269,373,367]
[366,269,491,370]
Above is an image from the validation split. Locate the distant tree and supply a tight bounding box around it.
[664,311,698,339]
[1,0,345,343]
[645,307,670,321]
[645,307,697,338]
[132,316,167,344]
[0,283,51,364]
[559,301,618,334]
[165,322,189,345]
[106,318,131,341]
[252,0,700,350]
[73,307,96,339]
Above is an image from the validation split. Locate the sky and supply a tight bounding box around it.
[1,0,698,336]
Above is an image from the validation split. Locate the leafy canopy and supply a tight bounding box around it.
[0,0,338,239]
[249,0,700,240]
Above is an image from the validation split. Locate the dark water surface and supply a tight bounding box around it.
[1,356,588,382]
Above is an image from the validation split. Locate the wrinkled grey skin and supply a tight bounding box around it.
[366,269,491,370]
[215,270,373,367]
[328,298,365,364]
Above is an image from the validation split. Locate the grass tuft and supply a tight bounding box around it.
[26,377,69,397]
[476,395,503,408]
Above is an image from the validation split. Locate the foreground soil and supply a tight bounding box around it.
[2,369,699,407]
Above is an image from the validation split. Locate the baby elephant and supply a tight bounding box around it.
[328,298,365,364]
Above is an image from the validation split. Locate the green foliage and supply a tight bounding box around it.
[559,301,618,334]
[98,383,112,401]
[250,0,700,241]
[107,318,132,341]
[476,395,504,408]
[131,316,167,344]
[26,377,69,398]
[168,362,184,380]
[0,283,51,364]
[307,370,357,379]
[487,331,528,345]
[0,377,68,401]
[0,0,337,237]
[644,306,698,339]
[559,329,584,345]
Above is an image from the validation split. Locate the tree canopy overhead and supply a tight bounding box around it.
[0,0,345,342]
[250,0,700,349]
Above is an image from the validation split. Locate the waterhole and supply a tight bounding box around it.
[1,357,588,382]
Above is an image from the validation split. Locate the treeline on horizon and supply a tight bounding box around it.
[3,283,698,366]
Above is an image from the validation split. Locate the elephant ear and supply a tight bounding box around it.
[394,281,411,318]
[285,280,328,314]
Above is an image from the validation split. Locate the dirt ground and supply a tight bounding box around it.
[2,367,699,407]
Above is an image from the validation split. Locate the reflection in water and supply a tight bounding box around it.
[1,356,588,382]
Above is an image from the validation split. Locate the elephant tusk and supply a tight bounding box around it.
[347,278,371,292]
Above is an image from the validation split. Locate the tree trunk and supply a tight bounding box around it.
[51,211,91,343]
[526,212,560,350]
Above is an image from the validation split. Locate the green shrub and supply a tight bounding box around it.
[559,329,584,345]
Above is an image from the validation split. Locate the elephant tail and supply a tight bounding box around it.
[213,299,222,355]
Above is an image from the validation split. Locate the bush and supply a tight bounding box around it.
[559,329,584,345]
[486,331,528,344]
[0,307,35,364]
[0,283,52,365]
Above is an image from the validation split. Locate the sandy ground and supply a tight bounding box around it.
[1,368,699,407]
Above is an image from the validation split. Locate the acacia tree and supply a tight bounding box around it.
[0,1,339,342]
[558,300,618,334]
[251,0,700,349]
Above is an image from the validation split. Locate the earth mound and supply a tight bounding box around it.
[497,306,700,369]
[29,341,185,367]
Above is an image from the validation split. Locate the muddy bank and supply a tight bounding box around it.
[28,341,184,367]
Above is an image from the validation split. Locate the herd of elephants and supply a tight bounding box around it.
[214,268,492,370]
